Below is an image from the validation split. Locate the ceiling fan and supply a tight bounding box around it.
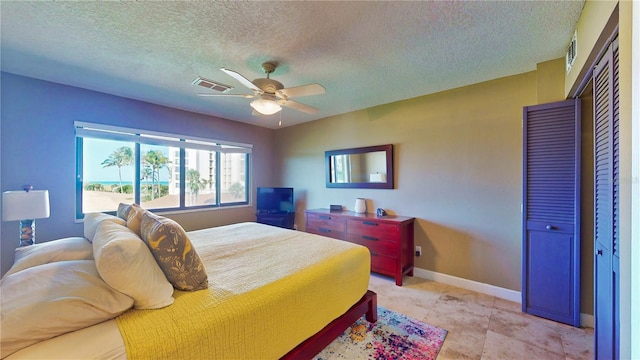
[197,62,325,116]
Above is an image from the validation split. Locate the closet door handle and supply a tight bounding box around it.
[545,225,554,230]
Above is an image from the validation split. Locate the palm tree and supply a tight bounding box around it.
[186,169,208,204]
[140,166,153,200]
[101,146,133,193]
[229,182,245,200]
[142,150,170,200]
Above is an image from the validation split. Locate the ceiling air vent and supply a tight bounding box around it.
[566,31,577,73]
[192,76,233,92]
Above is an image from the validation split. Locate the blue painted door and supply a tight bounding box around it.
[522,99,581,327]
[593,36,619,360]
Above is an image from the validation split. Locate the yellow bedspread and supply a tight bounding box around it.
[116,222,370,359]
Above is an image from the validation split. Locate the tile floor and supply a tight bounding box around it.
[367,274,594,360]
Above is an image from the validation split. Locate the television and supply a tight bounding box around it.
[256,187,294,214]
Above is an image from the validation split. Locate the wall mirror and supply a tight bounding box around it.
[325,144,394,189]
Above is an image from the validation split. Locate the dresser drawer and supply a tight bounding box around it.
[370,253,397,276]
[346,233,398,256]
[306,227,345,240]
[307,213,346,232]
[347,219,399,239]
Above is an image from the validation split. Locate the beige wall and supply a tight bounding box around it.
[275,72,537,292]
[537,58,566,103]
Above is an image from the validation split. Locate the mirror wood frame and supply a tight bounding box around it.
[325,144,394,189]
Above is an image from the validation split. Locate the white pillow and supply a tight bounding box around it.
[117,202,132,220]
[93,220,174,310]
[0,260,134,358]
[3,237,93,277]
[83,212,126,243]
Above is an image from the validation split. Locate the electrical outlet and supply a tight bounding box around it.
[415,246,422,257]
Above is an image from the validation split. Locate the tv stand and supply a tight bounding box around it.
[256,212,295,230]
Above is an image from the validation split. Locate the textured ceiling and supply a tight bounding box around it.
[1,1,584,129]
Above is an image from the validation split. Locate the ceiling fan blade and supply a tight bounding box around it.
[280,99,319,114]
[198,93,254,98]
[276,83,325,99]
[221,68,262,94]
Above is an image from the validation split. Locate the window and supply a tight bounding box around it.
[139,143,178,209]
[185,148,216,207]
[330,154,351,183]
[75,122,251,219]
[220,152,247,204]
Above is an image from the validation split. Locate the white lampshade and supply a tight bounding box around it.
[2,190,50,221]
[250,98,282,115]
[369,173,387,182]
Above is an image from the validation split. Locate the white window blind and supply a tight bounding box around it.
[74,121,252,154]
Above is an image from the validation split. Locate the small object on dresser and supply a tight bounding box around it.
[330,205,342,212]
[376,208,387,216]
[354,198,367,214]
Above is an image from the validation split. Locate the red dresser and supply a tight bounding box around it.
[305,209,415,286]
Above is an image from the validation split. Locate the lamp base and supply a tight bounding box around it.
[19,219,35,247]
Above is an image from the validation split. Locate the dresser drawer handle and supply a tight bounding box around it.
[370,252,378,256]
[362,235,378,241]
[362,221,378,226]
[319,228,330,233]
[319,215,331,220]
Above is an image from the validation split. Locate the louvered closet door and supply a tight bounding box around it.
[522,99,581,327]
[593,37,619,360]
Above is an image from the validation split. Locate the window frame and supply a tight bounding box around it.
[75,121,251,219]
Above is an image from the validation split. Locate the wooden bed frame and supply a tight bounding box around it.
[281,290,378,359]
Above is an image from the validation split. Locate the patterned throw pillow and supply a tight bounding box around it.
[140,212,208,291]
[126,203,145,237]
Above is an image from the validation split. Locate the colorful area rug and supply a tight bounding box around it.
[315,307,448,359]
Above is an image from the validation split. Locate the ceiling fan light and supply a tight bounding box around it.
[250,98,282,115]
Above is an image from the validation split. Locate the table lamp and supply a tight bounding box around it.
[2,186,50,247]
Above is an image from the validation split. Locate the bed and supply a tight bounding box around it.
[1,206,377,359]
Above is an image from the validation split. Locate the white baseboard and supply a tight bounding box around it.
[412,267,594,328]
[413,267,521,303]
[581,313,594,328]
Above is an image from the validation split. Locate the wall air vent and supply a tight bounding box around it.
[192,76,233,92]
[566,31,577,73]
